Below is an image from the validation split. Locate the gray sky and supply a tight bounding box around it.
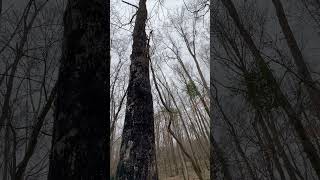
[110,0,210,141]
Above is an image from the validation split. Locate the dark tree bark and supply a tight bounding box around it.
[48,0,110,179]
[210,1,215,178]
[115,0,157,179]
[0,0,2,17]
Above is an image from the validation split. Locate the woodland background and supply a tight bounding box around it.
[0,0,319,179]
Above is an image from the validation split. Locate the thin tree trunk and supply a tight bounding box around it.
[221,0,320,176]
[167,123,204,180]
[9,122,17,180]
[0,0,2,17]
[173,118,189,180]
[0,0,41,133]
[265,113,304,179]
[172,92,200,169]
[189,97,209,142]
[168,113,179,176]
[165,118,174,176]
[48,0,109,179]
[115,0,157,179]
[213,15,282,179]
[179,26,210,96]
[16,83,57,180]
[252,120,286,180]
[151,67,204,180]
[213,85,257,180]
[256,111,298,180]
[210,135,233,180]
[272,0,320,121]
[215,18,301,178]
[177,146,189,180]
[210,1,233,179]
[167,43,209,115]
[163,146,169,178]
[3,123,10,180]
[155,116,161,176]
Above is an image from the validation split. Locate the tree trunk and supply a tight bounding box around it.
[165,119,174,176]
[272,0,320,121]
[265,113,304,179]
[210,1,232,179]
[256,111,298,180]
[3,123,10,180]
[0,0,2,17]
[177,147,189,180]
[48,0,109,179]
[16,83,57,180]
[115,0,158,179]
[221,0,320,177]
[173,118,189,180]
[252,120,286,180]
[168,113,179,176]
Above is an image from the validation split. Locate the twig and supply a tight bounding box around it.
[122,0,138,9]
[0,73,43,84]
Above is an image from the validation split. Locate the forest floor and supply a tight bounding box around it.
[161,171,210,180]
[159,162,210,180]
[162,173,210,180]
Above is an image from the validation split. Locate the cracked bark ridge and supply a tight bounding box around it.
[115,0,158,179]
[48,0,109,179]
